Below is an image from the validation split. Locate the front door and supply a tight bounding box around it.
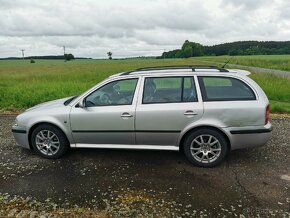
[70,78,139,145]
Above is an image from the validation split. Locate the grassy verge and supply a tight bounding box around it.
[0,58,289,113]
[194,55,290,71]
[249,73,290,113]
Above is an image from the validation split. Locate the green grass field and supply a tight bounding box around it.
[194,55,290,71]
[0,57,289,113]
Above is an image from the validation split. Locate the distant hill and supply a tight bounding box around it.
[0,55,91,60]
[158,40,290,59]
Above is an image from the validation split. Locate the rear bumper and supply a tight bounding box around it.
[224,122,273,150]
[11,125,30,149]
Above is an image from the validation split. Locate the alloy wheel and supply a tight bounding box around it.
[190,134,222,163]
[35,130,60,156]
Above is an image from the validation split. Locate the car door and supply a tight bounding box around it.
[135,76,203,146]
[70,78,139,145]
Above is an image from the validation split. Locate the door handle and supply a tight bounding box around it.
[184,110,198,116]
[121,112,133,118]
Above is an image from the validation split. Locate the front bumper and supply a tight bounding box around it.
[11,125,30,149]
[224,122,273,150]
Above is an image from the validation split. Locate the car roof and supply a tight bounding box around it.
[109,65,251,78]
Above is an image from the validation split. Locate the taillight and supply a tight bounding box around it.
[265,104,270,124]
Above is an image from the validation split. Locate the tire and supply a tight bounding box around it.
[31,124,69,159]
[183,129,229,167]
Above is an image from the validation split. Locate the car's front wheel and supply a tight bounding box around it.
[183,129,229,167]
[31,124,69,159]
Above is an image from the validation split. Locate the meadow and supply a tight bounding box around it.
[0,57,289,113]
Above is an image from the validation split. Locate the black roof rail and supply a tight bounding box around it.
[121,65,229,75]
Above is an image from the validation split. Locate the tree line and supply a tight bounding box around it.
[158,40,290,58]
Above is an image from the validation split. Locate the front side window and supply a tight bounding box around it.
[85,79,138,107]
[198,76,256,101]
[143,77,197,104]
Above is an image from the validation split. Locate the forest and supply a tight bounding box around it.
[158,40,290,58]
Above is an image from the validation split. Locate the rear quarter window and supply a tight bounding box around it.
[198,76,256,101]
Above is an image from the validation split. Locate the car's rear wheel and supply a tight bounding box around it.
[183,129,229,167]
[31,124,69,159]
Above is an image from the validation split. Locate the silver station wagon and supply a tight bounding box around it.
[12,66,272,167]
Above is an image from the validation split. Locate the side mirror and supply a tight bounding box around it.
[78,99,85,108]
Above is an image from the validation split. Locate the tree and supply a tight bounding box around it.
[181,40,204,57]
[175,50,183,58]
[64,53,74,61]
[107,51,112,60]
[182,46,193,58]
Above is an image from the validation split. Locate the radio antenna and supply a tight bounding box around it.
[221,58,232,68]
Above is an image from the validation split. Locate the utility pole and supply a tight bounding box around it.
[21,49,25,59]
[63,46,66,55]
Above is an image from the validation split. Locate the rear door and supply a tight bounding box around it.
[135,76,203,146]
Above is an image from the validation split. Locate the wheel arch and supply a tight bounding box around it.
[28,122,70,150]
[178,125,231,151]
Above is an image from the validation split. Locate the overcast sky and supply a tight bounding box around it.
[1,0,290,58]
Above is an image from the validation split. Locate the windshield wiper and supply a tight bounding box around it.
[64,96,78,106]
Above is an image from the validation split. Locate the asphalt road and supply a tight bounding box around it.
[0,115,289,217]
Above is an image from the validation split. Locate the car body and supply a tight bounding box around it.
[12,66,272,167]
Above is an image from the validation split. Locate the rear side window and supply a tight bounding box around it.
[198,76,256,101]
[143,77,197,104]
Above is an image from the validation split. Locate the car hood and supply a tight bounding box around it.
[25,96,73,112]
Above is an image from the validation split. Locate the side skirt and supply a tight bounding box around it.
[72,144,179,151]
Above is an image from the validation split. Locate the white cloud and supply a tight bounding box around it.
[0,0,289,58]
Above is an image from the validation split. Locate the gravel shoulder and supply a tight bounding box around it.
[0,115,289,217]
